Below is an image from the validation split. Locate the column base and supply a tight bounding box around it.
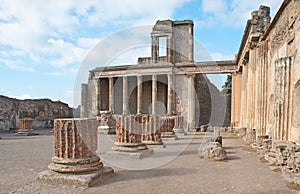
[98,126,116,135]
[106,149,153,159]
[161,132,178,141]
[107,143,153,159]
[142,141,166,149]
[173,128,186,136]
[36,166,114,187]
[16,130,39,136]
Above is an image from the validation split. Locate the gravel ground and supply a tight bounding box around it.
[0,130,297,194]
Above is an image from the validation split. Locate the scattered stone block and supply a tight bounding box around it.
[199,142,226,161]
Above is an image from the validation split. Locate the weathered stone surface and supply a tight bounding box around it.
[38,118,114,187]
[0,95,73,131]
[199,142,226,161]
[97,111,115,134]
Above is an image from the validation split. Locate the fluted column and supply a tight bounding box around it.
[167,74,174,116]
[137,75,142,114]
[152,74,157,114]
[108,77,114,113]
[123,76,128,114]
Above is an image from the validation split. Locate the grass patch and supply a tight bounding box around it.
[243,146,256,153]
[272,168,281,172]
[259,156,268,163]
[287,182,300,191]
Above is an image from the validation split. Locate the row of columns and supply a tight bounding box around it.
[96,74,176,116]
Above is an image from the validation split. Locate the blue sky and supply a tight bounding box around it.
[0,0,283,107]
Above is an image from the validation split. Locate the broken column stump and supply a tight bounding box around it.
[37,118,114,187]
[16,118,38,136]
[160,116,178,140]
[107,115,153,159]
[140,115,165,149]
[172,115,186,136]
[97,111,116,135]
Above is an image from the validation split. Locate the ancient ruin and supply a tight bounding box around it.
[232,1,300,144]
[16,118,38,136]
[81,20,234,136]
[37,118,114,187]
[0,95,74,131]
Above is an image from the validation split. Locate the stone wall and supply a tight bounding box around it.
[0,95,73,131]
[234,1,300,143]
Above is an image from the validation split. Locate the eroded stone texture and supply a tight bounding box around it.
[233,0,300,144]
[108,115,153,159]
[0,95,73,131]
[37,118,114,187]
[17,118,38,136]
[160,116,178,140]
[97,111,115,134]
[199,142,226,161]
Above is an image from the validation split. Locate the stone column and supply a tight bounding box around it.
[160,116,178,140]
[167,74,174,116]
[37,118,114,187]
[188,23,194,62]
[108,115,153,159]
[172,115,186,136]
[141,115,165,148]
[188,74,196,131]
[95,78,101,115]
[151,36,158,63]
[81,84,88,118]
[137,75,142,114]
[152,74,157,114]
[167,36,172,63]
[123,76,129,114]
[16,118,38,136]
[108,77,114,113]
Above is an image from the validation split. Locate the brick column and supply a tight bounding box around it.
[38,118,114,187]
[160,116,178,140]
[141,115,164,148]
[17,118,38,136]
[108,115,153,159]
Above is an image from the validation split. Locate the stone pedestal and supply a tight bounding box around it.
[107,115,153,159]
[160,116,178,140]
[200,124,208,132]
[37,118,114,187]
[140,115,165,149]
[172,116,186,136]
[16,118,38,136]
[97,111,115,134]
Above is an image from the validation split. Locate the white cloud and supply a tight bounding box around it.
[0,58,36,72]
[199,0,283,27]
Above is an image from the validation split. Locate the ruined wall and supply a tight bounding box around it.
[0,95,73,131]
[235,0,300,143]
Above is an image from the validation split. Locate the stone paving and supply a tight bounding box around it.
[0,130,297,194]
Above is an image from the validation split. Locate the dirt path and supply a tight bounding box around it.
[0,130,297,194]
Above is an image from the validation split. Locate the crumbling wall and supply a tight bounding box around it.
[0,95,73,131]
